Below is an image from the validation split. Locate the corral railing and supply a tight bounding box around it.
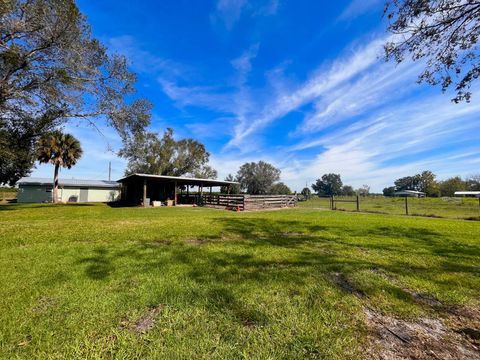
[244,195,297,210]
[200,194,297,211]
[201,194,246,210]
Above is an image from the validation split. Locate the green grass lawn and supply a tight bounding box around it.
[0,204,479,358]
[299,196,480,220]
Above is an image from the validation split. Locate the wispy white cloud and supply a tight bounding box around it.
[158,79,234,112]
[93,31,479,192]
[338,0,383,21]
[210,0,279,30]
[107,35,186,78]
[211,0,248,30]
[281,94,480,191]
[227,37,386,147]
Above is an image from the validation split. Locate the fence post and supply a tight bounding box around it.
[405,197,409,215]
[356,195,360,211]
[331,195,335,210]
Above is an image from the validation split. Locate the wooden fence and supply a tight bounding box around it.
[201,194,246,210]
[200,194,297,211]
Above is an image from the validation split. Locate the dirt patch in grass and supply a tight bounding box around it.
[447,306,480,348]
[185,238,209,245]
[31,296,57,313]
[114,220,151,226]
[364,307,480,359]
[329,271,480,358]
[121,305,164,335]
[369,267,444,308]
[280,232,305,237]
[328,272,366,298]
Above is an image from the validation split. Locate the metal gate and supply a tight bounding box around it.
[79,188,89,202]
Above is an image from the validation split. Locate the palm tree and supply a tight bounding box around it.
[37,131,83,203]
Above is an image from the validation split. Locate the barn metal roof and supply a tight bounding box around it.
[117,173,239,187]
[17,177,121,188]
[394,190,426,195]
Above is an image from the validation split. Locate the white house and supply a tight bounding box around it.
[17,177,121,203]
[454,191,480,197]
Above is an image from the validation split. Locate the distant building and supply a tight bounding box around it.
[393,190,426,197]
[454,191,480,198]
[17,177,121,203]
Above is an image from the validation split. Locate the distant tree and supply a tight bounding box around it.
[301,187,312,199]
[120,128,215,177]
[220,174,241,194]
[418,170,440,197]
[392,171,440,196]
[236,161,281,195]
[356,184,370,197]
[340,185,355,196]
[37,131,82,203]
[383,186,396,197]
[312,174,343,196]
[439,176,466,197]
[384,0,480,103]
[194,165,218,179]
[268,182,292,195]
[466,174,480,191]
[0,0,151,185]
[394,175,421,191]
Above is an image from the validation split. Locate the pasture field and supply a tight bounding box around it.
[299,196,480,220]
[0,203,479,358]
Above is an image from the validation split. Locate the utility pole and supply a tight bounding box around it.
[108,161,111,181]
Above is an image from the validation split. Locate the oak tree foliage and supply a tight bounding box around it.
[0,0,151,184]
[312,173,343,196]
[384,0,480,103]
[235,161,281,195]
[119,128,216,178]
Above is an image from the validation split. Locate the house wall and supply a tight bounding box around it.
[18,185,120,203]
[17,185,52,203]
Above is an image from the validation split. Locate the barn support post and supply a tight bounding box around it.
[174,181,177,206]
[187,185,190,203]
[143,178,147,207]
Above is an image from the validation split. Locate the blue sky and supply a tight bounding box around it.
[30,0,480,191]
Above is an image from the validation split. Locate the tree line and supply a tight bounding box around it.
[301,171,480,199]
[383,171,480,197]
[305,174,370,197]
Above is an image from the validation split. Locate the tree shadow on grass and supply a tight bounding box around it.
[0,204,17,211]
[0,203,97,211]
[210,217,480,294]
[77,247,113,280]
[73,216,479,323]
